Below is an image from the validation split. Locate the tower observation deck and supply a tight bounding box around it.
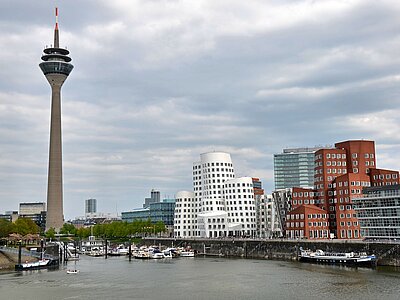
[39,8,73,231]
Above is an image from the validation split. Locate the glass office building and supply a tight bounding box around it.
[274,147,320,190]
[353,184,400,240]
[122,199,175,226]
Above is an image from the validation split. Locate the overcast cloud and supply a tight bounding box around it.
[1,0,400,219]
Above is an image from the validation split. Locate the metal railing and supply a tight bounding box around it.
[0,246,57,260]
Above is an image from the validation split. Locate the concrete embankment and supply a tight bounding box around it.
[143,238,400,267]
[0,251,37,270]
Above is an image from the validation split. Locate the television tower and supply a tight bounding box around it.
[39,8,73,231]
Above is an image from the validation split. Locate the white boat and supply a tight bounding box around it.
[15,259,51,271]
[299,249,376,267]
[149,248,165,259]
[163,248,177,258]
[66,269,80,274]
[180,250,195,257]
[135,248,150,259]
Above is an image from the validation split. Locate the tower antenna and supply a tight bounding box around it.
[54,7,59,48]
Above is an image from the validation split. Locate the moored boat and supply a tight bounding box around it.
[299,249,376,267]
[179,250,195,257]
[15,259,51,271]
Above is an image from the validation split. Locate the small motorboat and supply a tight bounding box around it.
[66,269,80,274]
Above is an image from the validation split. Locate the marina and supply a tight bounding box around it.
[1,255,400,299]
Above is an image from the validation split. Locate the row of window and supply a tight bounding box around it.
[325,153,347,159]
[372,174,398,180]
[202,168,234,174]
[196,162,233,168]
[326,161,347,167]
[339,221,358,227]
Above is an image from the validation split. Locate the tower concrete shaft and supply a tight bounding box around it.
[39,8,73,232]
[45,74,67,231]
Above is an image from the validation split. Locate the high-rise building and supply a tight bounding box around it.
[274,147,321,190]
[85,199,97,215]
[143,189,161,208]
[39,8,73,231]
[175,152,257,238]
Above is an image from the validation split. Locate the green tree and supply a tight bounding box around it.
[76,227,90,239]
[45,228,56,239]
[14,218,40,235]
[0,219,15,238]
[59,223,77,235]
[154,221,166,235]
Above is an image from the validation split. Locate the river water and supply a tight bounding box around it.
[0,256,400,300]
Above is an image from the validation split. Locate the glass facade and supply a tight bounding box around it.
[274,148,319,190]
[353,185,400,239]
[122,199,175,225]
[149,199,175,226]
[39,61,74,76]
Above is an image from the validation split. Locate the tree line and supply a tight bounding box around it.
[0,218,39,237]
[0,218,166,239]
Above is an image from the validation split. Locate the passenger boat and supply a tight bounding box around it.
[15,259,51,271]
[299,249,377,267]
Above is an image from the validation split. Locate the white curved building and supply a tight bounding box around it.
[224,177,256,237]
[174,151,258,238]
[174,191,195,237]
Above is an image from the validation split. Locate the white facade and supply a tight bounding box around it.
[223,177,256,237]
[175,151,257,238]
[174,191,196,237]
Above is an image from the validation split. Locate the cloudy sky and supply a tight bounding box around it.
[1,0,400,219]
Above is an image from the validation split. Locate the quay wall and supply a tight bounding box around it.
[143,238,400,267]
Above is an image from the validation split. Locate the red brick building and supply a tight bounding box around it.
[286,205,329,239]
[284,139,399,240]
[291,187,316,210]
[369,168,399,187]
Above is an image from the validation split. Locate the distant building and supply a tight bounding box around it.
[143,189,160,208]
[71,212,120,228]
[19,203,47,231]
[85,199,97,215]
[19,202,46,215]
[122,198,175,236]
[0,211,18,222]
[274,147,321,190]
[121,208,150,222]
[353,184,400,240]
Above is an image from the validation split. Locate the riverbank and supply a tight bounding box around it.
[143,238,400,267]
[0,251,37,270]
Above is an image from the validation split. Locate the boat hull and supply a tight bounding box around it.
[299,255,377,268]
[15,259,58,271]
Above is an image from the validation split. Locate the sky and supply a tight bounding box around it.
[1,0,400,220]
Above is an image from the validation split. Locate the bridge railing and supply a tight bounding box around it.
[0,246,57,260]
